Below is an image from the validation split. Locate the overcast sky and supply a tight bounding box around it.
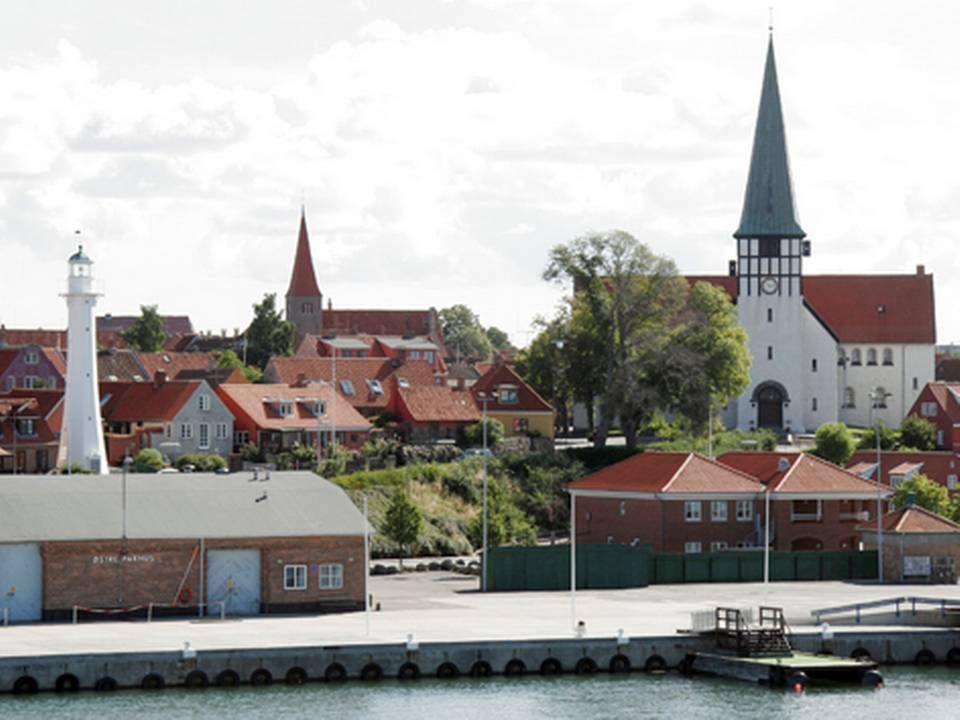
[2,1,958,346]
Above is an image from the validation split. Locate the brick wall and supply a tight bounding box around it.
[862,532,960,582]
[42,535,364,616]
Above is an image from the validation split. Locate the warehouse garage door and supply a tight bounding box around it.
[206,549,261,616]
[0,544,42,622]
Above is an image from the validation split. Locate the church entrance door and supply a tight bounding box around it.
[757,385,784,430]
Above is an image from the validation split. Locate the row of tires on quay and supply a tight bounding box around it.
[4,651,664,695]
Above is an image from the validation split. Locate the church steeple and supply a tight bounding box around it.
[734,36,805,240]
[285,208,323,335]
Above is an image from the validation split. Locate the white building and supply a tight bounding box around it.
[697,36,936,434]
[58,245,108,473]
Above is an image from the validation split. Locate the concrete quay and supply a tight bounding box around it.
[1,575,959,693]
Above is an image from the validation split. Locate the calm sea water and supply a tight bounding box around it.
[4,667,959,719]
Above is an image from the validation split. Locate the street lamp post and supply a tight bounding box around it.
[554,339,565,437]
[478,391,495,592]
[868,387,892,584]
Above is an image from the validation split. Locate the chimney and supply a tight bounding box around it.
[917,264,925,276]
[294,373,308,388]
[153,370,167,389]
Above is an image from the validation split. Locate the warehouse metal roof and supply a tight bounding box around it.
[0,471,367,542]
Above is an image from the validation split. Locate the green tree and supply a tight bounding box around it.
[464,417,505,449]
[382,489,424,567]
[485,326,515,354]
[132,448,165,473]
[441,304,492,360]
[812,422,857,466]
[857,422,897,451]
[893,474,951,516]
[244,293,295,370]
[467,476,537,549]
[900,415,937,450]
[123,305,166,352]
[213,349,263,383]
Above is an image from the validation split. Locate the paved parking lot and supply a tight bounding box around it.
[2,573,958,659]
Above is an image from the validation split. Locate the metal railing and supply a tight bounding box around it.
[71,600,227,624]
[812,596,960,624]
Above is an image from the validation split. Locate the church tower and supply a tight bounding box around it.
[734,35,810,433]
[285,208,323,336]
[59,245,108,474]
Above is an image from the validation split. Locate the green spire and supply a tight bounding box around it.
[734,37,805,240]
[69,244,91,263]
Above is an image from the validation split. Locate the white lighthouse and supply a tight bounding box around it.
[58,245,108,474]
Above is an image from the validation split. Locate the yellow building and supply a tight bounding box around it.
[471,363,555,439]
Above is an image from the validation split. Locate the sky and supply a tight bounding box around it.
[1,1,959,347]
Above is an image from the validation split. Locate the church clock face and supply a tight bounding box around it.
[761,276,780,294]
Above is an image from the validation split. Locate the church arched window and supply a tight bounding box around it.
[866,348,877,366]
[882,348,893,366]
[873,386,889,408]
[843,387,855,408]
[850,349,861,366]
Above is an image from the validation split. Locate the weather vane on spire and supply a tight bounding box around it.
[768,6,774,34]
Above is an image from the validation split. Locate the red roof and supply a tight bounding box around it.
[568,451,762,495]
[685,271,935,343]
[0,328,67,348]
[0,389,64,445]
[216,383,370,431]
[396,386,482,424]
[471,363,553,413]
[323,309,438,338]
[936,356,960,382]
[286,212,321,297]
[847,450,960,490]
[138,352,213,381]
[0,349,18,376]
[99,380,200,423]
[858,505,960,534]
[719,452,889,496]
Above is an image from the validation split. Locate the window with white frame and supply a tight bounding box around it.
[16,418,35,436]
[710,501,728,522]
[684,501,702,522]
[164,423,173,440]
[424,351,435,363]
[949,475,958,491]
[366,379,384,395]
[319,564,344,589]
[198,423,210,449]
[409,350,420,359]
[790,499,822,521]
[24,350,39,364]
[882,348,894,366]
[47,376,57,389]
[215,422,228,440]
[23,376,39,388]
[921,402,938,418]
[198,394,211,412]
[284,564,307,590]
[844,387,856,409]
[179,422,194,440]
[499,387,519,404]
[710,541,728,552]
[684,541,702,554]
[736,500,753,522]
[278,401,293,417]
[866,348,877,366]
[340,379,355,396]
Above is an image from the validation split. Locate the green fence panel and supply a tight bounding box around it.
[821,552,852,581]
[684,554,711,583]
[770,552,796,581]
[852,551,879,580]
[738,553,764,581]
[795,553,821,581]
[654,554,685,584]
[710,553,741,582]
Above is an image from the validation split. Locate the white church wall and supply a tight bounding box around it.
[839,343,935,428]
[800,306,840,433]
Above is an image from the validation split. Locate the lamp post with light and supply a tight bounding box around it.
[477,390,496,592]
[868,387,892,583]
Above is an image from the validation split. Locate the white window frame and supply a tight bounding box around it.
[499,387,520,404]
[710,500,728,522]
[409,350,420,359]
[319,563,344,590]
[164,423,173,440]
[47,376,57,389]
[684,501,702,523]
[684,541,702,554]
[710,541,728,552]
[198,422,210,449]
[921,402,938,418]
[198,394,211,412]
[790,499,823,521]
[284,564,307,591]
[179,422,194,440]
[736,500,754,522]
[278,401,293,417]
[948,475,958,491]
[424,351,434,363]
[215,422,228,440]
[23,375,39,389]
[24,350,39,365]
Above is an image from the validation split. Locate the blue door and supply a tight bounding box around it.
[206,549,261,616]
[0,544,43,622]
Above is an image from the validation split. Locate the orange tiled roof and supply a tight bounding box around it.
[0,328,67,348]
[720,452,889,496]
[847,450,960,491]
[138,352,213,380]
[472,363,553,413]
[858,505,960,534]
[568,451,762,495]
[323,309,438,338]
[687,272,935,343]
[99,380,201,423]
[397,385,482,423]
[216,383,370,431]
[0,389,64,444]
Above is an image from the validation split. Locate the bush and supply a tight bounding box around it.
[442,464,480,504]
[240,443,264,463]
[133,448,165,473]
[900,415,937,451]
[175,453,228,472]
[812,422,856,466]
[463,417,505,450]
[61,463,92,475]
[856,422,897,451]
[401,444,462,465]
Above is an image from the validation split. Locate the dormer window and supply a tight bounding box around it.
[366,379,384,396]
[278,401,293,417]
[498,387,519,404]
[339,379,355,396]
[24,350,39,365]
[311,400,326,416]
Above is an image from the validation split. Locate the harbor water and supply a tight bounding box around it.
[3,666,959,719]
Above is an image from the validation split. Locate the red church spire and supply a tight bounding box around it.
[286,208,321,297]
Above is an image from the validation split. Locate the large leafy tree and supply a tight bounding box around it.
[244,293,295,370]
[485,326,515,354]
[212,349,263,383]
[892,474,951,517]
[123,305,166,352]
[812,422,857,466]
[441,304,493,361]
[382,488,424,567]
[900,415,937,450]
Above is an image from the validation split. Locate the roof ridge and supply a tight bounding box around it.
[660,452,695,493]
[697,452,765,485]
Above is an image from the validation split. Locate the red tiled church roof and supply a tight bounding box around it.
[685,271,935,344]
[287,211,321,298]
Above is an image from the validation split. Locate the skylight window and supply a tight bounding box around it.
[340,379,355,396]
[366,379,384,395]
[397,377,410,388]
